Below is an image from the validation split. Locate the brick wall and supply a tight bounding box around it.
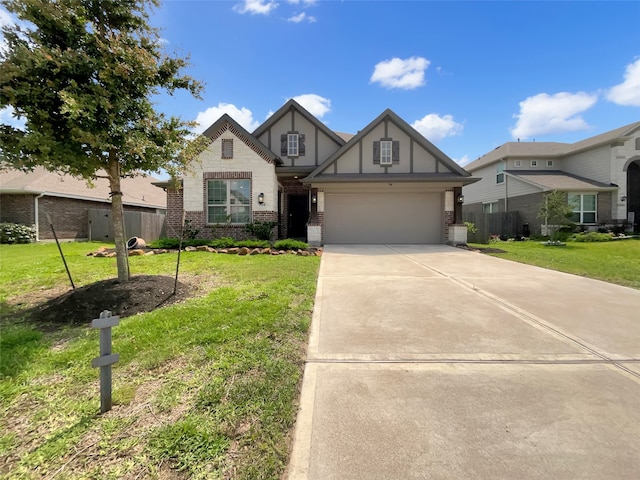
[0,194,36,226]
[165,187,184,238]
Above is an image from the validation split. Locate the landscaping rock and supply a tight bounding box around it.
[227,247,240,254]
[93,252,107,258]
[195,245,209,252]
[270,250,280,255]
[249,248,261,255]
[145,251,155,256]
[106,252,116,258]
[129,249,145,256]
[238,247,250,255]
[184,246,197,252]
[218,249,228,254]
[261,248,271,255]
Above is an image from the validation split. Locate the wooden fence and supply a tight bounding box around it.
[463,211,522,243]
[88,209,166,242]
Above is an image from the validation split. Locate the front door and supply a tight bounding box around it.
[288,194,309,239]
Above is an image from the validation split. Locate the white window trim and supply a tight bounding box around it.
[287,133,299,157]
[568,192,597,224]
[546,160,554,167]
[514,160,522,168]
[483,202,498,214]
[496,161,505,184]
[380,140,393,165]
[207,179,252,224]
[530,160,538,167]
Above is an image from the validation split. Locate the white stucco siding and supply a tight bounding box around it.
[463,164,505,204]
[563,145,612,184]
[360,123,386,174]
[335,144,360,173]
[182,129,278,214]
[317,130,342,164]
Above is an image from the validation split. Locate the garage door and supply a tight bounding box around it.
[324,192,442,244]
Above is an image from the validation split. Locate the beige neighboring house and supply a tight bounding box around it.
[157,99,479,245]
[462,122,640,236]
[0,167,166,240]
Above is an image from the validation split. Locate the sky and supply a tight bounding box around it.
[2,0,640,167]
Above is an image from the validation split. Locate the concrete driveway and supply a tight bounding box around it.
[287,244,640,479]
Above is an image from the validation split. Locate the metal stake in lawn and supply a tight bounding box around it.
[91,310,120,414]
[173,210,186,295]
[46,213,75,290]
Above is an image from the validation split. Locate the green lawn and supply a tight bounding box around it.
[469,238,640,289]
[0,242,320,479]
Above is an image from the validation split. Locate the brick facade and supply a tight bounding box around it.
[1,193,156,240]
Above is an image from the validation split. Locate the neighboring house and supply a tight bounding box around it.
[0,167,166,240]
[157,99,478,245]
[462,122,640,235]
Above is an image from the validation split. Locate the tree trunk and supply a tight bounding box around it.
[108,153,130,282]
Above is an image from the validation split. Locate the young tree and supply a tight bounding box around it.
[537,190,574,242]
[0,0,203,281]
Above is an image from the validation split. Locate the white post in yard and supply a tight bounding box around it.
[91,310,120,414]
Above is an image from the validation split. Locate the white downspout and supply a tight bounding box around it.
[34,193,45,241]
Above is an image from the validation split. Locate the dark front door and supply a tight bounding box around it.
[288,194,309,239]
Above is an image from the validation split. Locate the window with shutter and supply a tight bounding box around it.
[299,134,305,156]
[373,141,380,164]
[392,141,400,164]
[281,134,287,156]
[221,139,233,159]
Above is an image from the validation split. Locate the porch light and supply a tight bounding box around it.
[258,192,265,205]
[621,195,627,202]
[457,194,465,204]
[311,193,317,204]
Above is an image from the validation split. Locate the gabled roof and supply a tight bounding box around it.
[304,108,474,183]
[0,167,166,208]
[202,113,282,166]
[253,99,346,148]
[465,121,640,172]
[505,170,617,192]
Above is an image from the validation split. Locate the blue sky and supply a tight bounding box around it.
[2,1,640,167]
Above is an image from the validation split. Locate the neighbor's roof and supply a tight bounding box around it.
[506,170,617,192]
[0,167,166,208]
[465,121,640,171]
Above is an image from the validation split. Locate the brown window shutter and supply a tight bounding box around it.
[373,141,380,164]
[299,134,306,156]
[392,141,400,164]
[281,134,287,156]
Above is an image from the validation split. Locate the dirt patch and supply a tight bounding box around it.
[6,275,192,328]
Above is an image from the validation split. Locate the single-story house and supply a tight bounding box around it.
[0,167,166,240]
[157,99,479,245]
[462,121,640,235]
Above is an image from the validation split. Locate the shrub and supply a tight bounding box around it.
[0,223,36,244]
[209,237,236,249]
[245,221,278,241]
[148,238,210,249]
[570,232,614,242]
[273,239,308,250]
[235,239,270,249]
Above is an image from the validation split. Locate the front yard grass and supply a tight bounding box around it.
[0,242,320,479]
[469,237,640,289]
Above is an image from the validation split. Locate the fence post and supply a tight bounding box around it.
[91,310,120,414]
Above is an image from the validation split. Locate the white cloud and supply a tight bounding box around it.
[411,113,463,143]
[233,0,278,15]
[194,103,259,134]
[453,155,471,166]
[291,94,331,118]
[370,56,430,90]
[0,106,26,130]
[287,12,316,23]
[510,92,597,139]
[606,58,640,107]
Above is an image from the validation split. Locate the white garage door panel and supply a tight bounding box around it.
[325,192,442,244]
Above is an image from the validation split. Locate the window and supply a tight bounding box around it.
[546,160,554,167]
[287,133,299,156]
[496,161,505,184]
[380,140,393,165]
[280,133,305,157]
[221,139,233,159]
[568,193,596,223]
[636,138,640,150]
[483,202,498,214]
[530,160,538,167]
[207,179,251,224]
[514,160,522,168]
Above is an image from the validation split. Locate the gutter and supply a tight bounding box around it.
[34,193,45,241]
